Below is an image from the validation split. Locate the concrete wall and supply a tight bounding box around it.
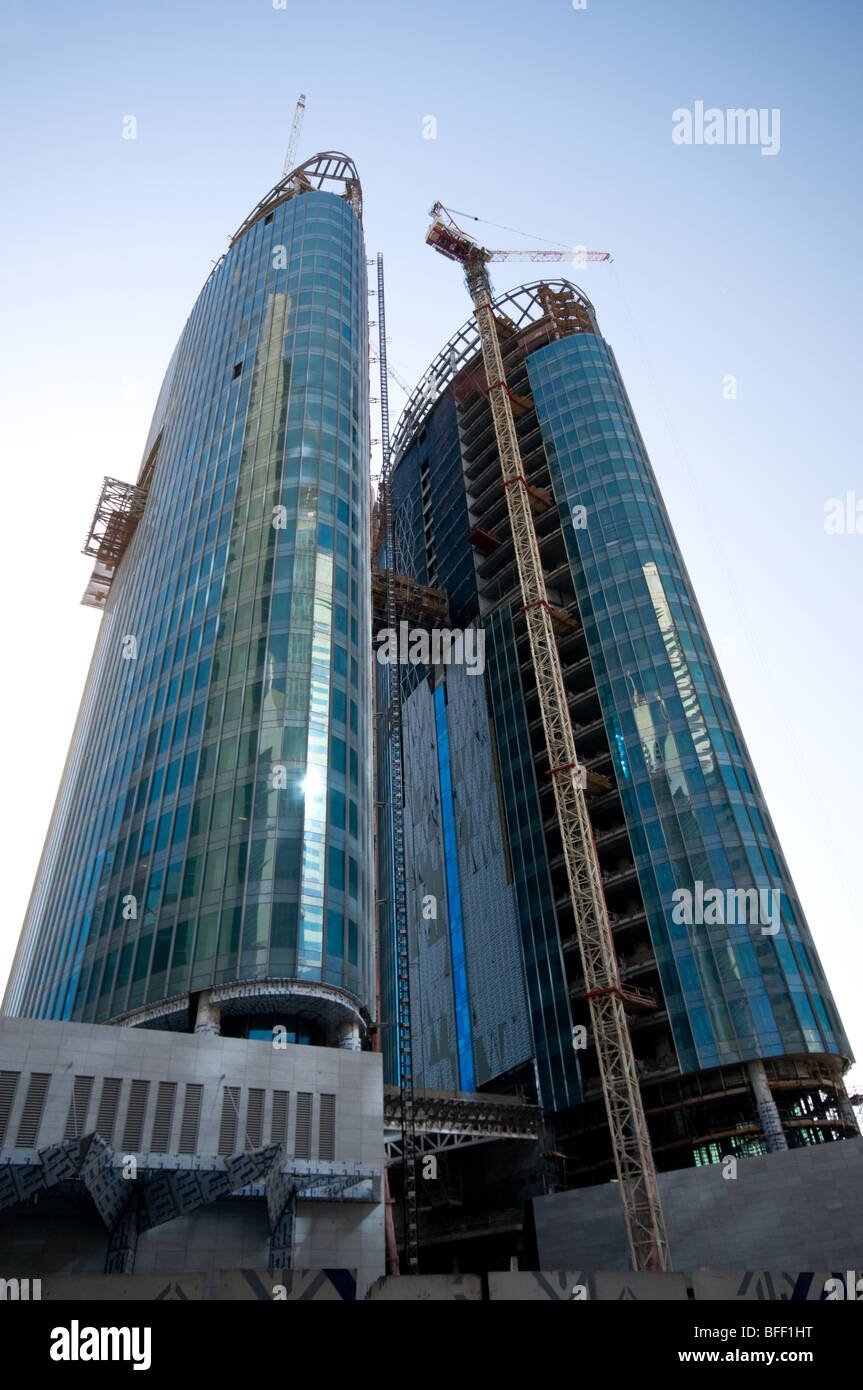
[533,1137,863,1272]
[0,1017,385,1295]
[366,1273,482,1300]
[0,1018,383,1166]
[2,1199,383,1298]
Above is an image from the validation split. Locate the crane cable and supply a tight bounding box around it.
[446,207,572,251]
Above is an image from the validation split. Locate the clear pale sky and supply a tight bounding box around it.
[0,0,860,1090]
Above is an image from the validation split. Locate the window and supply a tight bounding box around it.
[121,1079,150,1151]
[318,1094,336,1160]
[178,1084,203,1153]
[294,1092,312,1158]
[150,1081,177,1153]
[245,1088,264,1149]
[64,1075,94,1140]
[95,1077,123,1145]
[218,1086,240,1155]
[271,1090,289,1146]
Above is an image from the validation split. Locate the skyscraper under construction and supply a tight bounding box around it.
[0,147,858,1286]
[377,274,856,1256]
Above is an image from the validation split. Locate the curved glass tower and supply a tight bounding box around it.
[4,154,374,1045]
[381,278,855,1171]
[526,324,849,1074]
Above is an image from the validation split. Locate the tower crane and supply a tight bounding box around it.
[282,94,307,178]
[384,362,415,398]
[427,201,614,266]
[426,203,670,1272]
[368,357,415,400]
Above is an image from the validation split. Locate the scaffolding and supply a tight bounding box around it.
[80,476,149,609]
[371,569,448,628]
[375,253,420,1273]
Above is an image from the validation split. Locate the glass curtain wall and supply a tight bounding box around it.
[4,180,373,1027]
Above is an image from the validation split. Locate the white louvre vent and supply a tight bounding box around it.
[319,1093,336,1160]
[122,1079,150,1151]
[16,1073,51,1148]
[271,1090,289,1147]
[96,1077,123,1144]
[179,1084,203,1154]
[0,1071,21,1147]
[218,1086,240,1155]
[245,1088,264,1150]
[149,1081,177,1153]
[64,1076,94,1140]
[294,1092,312,1159]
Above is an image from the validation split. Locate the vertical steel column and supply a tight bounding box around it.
[376,253,419,1273]
[747,1059,788,1152]
[105,1202,139,1275]
[269,1191,298,1269]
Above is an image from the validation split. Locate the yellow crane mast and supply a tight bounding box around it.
[426,203,671,1272]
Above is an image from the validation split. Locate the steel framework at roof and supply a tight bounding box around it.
[390,280,599,462]
[229,151,363,248]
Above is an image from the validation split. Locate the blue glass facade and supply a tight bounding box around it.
[527,332,850,1072]
[433,683,474,1092]
[376,650,531,1093]
[4,171,374,1030]
[383,279,852,1151]
[392,392,475,624]
[483,607,580,1110]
